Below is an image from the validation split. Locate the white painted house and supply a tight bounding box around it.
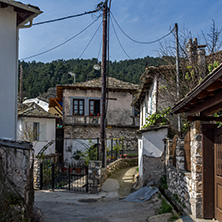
[132,66,170,186]
[0,0,42,140]
[17,103,58,156]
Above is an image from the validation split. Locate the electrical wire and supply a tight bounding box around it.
[20,18,100,61]
[111,11,175,45]
[111,16,132,59]
[33,9,102,26]
[79,22,102,58]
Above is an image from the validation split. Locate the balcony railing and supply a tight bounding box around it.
[64,115,101,125]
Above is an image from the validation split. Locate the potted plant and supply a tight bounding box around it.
[71,150,84,174]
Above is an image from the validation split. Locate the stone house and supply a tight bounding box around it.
[167,63,222,221]
[0,0,41,140]
[17,102,59,156]
[50,77,139,163]
[132,66,176,186]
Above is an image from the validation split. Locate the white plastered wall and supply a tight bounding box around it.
[17,117,56,155]
[0,6,18,140]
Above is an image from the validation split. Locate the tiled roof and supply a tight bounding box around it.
[59,77,139,91]
[18,102,58,119]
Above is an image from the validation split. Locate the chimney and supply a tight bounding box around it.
[198,45,207,79]
[186,38,198,64]
[186,39,192,63]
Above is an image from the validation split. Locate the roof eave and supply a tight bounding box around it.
[172,63,222,114]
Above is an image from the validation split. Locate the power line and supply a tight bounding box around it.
[33,8,102,26]
[111,16,132,59]
[79,22,102,58]
[111,11,175,45]
[20,18,100,61]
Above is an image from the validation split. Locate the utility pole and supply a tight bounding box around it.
[20,65,23,103]
[175,23,181,132]
[100,0,108,168]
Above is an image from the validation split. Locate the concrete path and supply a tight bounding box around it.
[35,166,216,222]
[35,166,163,222]
[101,166,137,198]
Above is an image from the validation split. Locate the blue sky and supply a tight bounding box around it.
[19,0,222,63]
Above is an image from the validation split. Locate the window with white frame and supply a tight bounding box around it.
[73,99,84,115]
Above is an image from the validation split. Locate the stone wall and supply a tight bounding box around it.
[141,154,165,186]
[88,161,102,194]
[190,121,203,218]
[166,121,203,218]
[102,158,138,184]
[166,137,192,212]
[63,125,138,162]
[0,139,34,221]
[34,158,41,190]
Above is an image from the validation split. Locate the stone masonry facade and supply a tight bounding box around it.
[0,139,34,221]
[64,125,138,151]
[166,121,203,218]
[142,155,165,186]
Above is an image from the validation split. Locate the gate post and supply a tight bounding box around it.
[88,161,102,194]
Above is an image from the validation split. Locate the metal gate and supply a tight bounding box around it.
[40,160,88,193]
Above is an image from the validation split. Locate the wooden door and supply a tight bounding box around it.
[202,124,215,218]
[215,127,222,222]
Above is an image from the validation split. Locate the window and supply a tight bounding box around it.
[33,122,46,141]
[133,108,139,116]
[89,100,100,116]
[73,99,84,115]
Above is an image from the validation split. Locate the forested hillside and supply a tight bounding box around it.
[19,56,166,98]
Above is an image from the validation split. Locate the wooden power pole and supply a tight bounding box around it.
[100,0,108,168]
[20,65,23,103]
[175,23,181,132]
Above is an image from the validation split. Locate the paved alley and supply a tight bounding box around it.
[35,166,163,222]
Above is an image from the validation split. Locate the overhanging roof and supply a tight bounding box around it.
[132,65,175,110]
[172,63,222,116]
[0,0,42,26]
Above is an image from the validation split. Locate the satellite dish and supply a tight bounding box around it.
[93,64,100,71]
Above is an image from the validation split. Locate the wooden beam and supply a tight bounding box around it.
[206,81,222,92]
[196,90,214,99]
[201,102,222,116]
[187,91,222,115]
[187,116,222,122]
